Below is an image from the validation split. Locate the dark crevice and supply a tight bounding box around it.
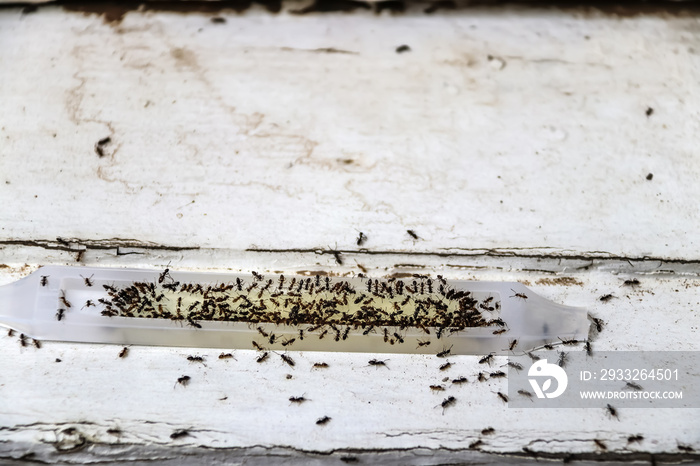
[0,0,699,23]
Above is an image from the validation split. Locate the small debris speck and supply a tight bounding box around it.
[646,107,654,117]
[396,45,411,53]
[646,173,653,181]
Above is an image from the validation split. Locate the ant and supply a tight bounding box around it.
[56,309,65,321]
[436,345,453,358]
[119,347,129,358]
[158,264,172,284]
[492,329,508,335]
[585,341,593,356]
[623,278,640,287]
[312,362,329,369]
[252,271,264,281]
[439,362,452,371]
[559,337,579,346]
[280,354,295,367]
[32,339,41,349]
[517,389,533,398]
[257,352,270,363]
[482,427,495,435]
[368,359,388,368]
[594,439,607,451]
[558,352,568,367]
[281,338,296,347]
[496,392,509,403]
[417,339,431,348]
[289,395,307,404]
[40,275,49,287]
[187,355,205,363]
[606,404,619,420]
[508,339,518,351]
[59,291,72,308]
[599,294,614,302]
[452,376,468,384]
[357,232,367,246]
[80,274,94,287]
[252,341,265,351]
[19,334,27,347]
[490,371,506,378]
[479,354,494,365]
[510,289,528,300]
[316,416,331,425]
[505,362,523,371]
[406,230,419,240]
[440,396,456,412]
[589,315,605,333]
[430,385,445,391]
[218,353,235,360]
[469,440,483,450]
[82,300,95,309]
[627,435,644,444]
[176,375,191,387]
[170,429,190,439]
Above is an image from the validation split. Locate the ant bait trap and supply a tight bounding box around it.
[0,266,587,354]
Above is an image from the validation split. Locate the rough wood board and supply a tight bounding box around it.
[1,3,699,464]
[1,4,700,260]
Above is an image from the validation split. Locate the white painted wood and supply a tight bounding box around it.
[1,4,699,260]
[1,3,699,463]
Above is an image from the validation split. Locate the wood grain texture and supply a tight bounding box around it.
[0,2,699,463]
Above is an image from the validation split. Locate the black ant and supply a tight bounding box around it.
[56,309,65,321]
[492,329,508,335]
[439,362,452,371]
[606,403,619,420]
[170,429,190,439]
[80,274,94,287]
[482,427,495,435]
[508,339,518,351]
[158,264,172,284]
[505,362,523,371]
[368,359,388,368]
[32,339,41,349]
[187,355,205,363]
[436,345,453,358]
[497,392,508,403]
[440,396,456,412]
[289,395,307,404]
[40,275,49,287]
[417,339,431,348]
[469,440,483,450]
[82,300,95,309]
[594,439,607,451]
[479,354,494,365]
[357,232,367,246]
[119,347,129,358]
[281,338,296,347]
[312,362,329,369]
[406,230,419,240]
[257,352,270,363]
[252,271,263,281]
[176,375,191,387]
[19,333,27,347]
[599,294,614,302]
[316,416,331,425]
[628,435,644,443]
[430,385,445,391]
[623,278,640,287]
[559,337,579,346]
[280,354,295,367]
[490,371,506,378]
[219,353,235,359]
[452,376,468,384]
[59,291,72,308]
[517,389,533,398]
[510,289,528,300]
